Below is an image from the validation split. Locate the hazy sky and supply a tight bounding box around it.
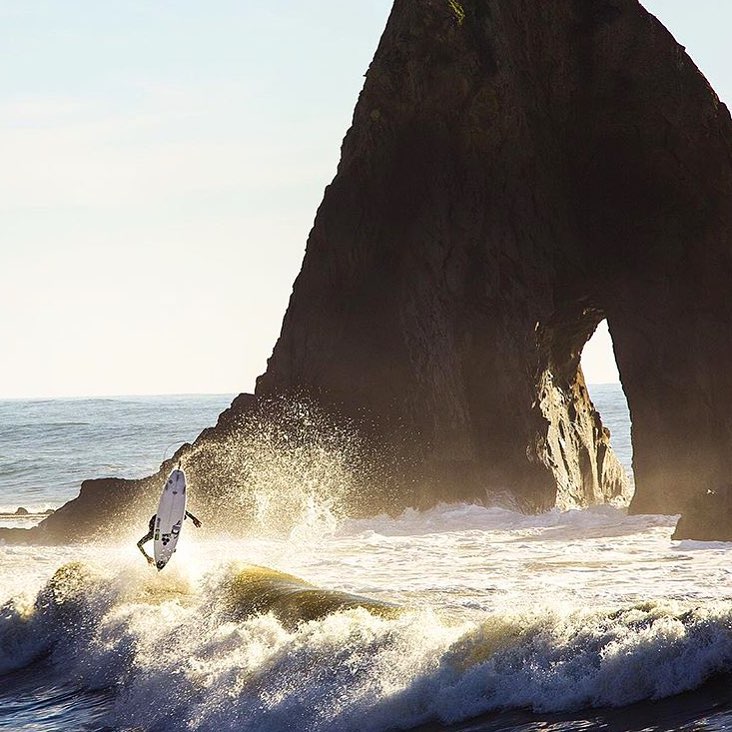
[1,2,729,398]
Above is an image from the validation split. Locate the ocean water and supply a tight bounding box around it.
[3,386,732,732]
[0,394,235,516]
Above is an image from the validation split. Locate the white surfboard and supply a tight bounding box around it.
[153,468,187,571]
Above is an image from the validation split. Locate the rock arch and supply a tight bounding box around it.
[5,0,731,544]
[255,0,732,515]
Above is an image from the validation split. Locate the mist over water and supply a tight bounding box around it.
[180,398,371,540]
[3,387,732,732]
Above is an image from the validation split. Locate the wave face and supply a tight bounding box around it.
[3,506,732,731]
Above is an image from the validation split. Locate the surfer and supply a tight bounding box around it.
[136,511,202,565]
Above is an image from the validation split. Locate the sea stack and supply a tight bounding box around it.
[254,0,732,518]
[4,0,732,543]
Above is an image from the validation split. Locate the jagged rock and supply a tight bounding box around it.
[4,0,732,544]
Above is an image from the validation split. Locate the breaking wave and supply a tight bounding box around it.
[179,399,376,540]
[3,557,732,731]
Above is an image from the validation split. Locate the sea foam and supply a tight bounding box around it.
[3,542,732,732]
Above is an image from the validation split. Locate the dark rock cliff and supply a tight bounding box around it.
[4,0,731,544]
[255,0,732,517]
[672,484,732,541]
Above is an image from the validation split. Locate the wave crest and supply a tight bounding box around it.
[4,561,732,731]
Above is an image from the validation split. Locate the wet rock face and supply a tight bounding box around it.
[535,370,628,510]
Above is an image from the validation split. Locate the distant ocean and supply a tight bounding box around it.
[0,394,235,516]
[0,387,631,517]
[5,385,732,732]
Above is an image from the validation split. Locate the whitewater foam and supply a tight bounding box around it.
[3,505,732,731]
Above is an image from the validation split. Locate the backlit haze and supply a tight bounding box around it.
[1,1,728,398]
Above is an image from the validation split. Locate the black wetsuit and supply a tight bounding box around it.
[137,511,201,562]
[138,514,156,546]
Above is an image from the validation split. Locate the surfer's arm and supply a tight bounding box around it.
[185,511,202,528]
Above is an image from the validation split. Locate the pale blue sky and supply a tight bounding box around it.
[0,2,728,396]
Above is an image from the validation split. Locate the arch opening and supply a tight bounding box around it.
[532,308,633,509]
[580,319,634,495]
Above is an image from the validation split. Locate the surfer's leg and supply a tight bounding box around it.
[137,531,154,564]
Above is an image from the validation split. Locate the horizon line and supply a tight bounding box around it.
[0,391,240,402]
[0,382,623,402]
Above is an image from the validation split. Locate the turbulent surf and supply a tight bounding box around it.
[3,390,732,731]
[3,505,732,732]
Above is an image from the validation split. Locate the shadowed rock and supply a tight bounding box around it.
[3,0,731,544]
[254,0,731,518]
[672,484,732,541]
[1,477,156,544]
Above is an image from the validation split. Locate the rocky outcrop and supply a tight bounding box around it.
[254,0,731,517]
[2,477,159,544]
[3,0,732,544]
[672,484,732,541]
